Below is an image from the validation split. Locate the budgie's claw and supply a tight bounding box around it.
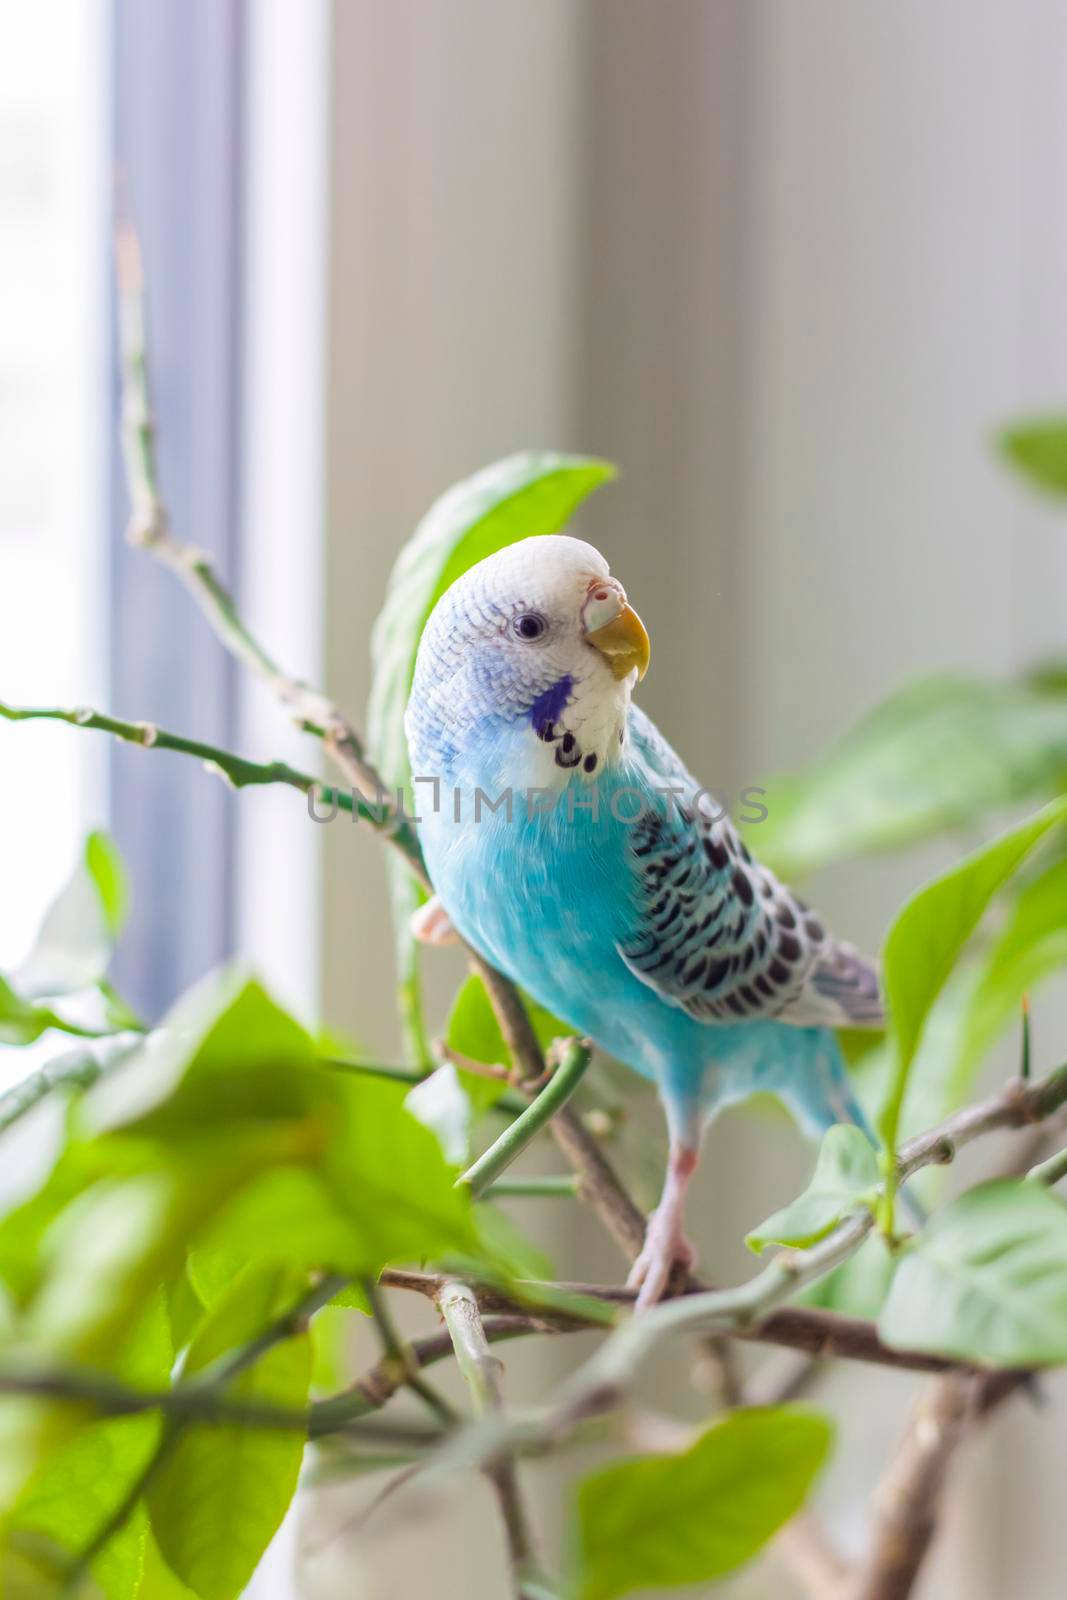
[627,1220,696,1311]
[628,1141,699,1312]
[411,896,460,946]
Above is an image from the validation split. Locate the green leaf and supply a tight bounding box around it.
[164,1266,206,1354]
[26,1166,256,1370]
[86,974,322,1137]
[746,1126,880,1253]
[797,1234,896,1320]
[6,976,477,1394]
[879,1180,1067,1366]
[1000,417,1067,496]
[189,1082,479,1293]
[321,1074,480,1267]
[949,854,1067,1098]
[751,675,1067,879]
[139,1529,199,1598]
[309,1305,356,1393]
[571,1406,833,1600]
[0,977,64,1047]
[148,1265,311,1600]
[0,1293,172,1597]
[878,797,1067,1154]
[13,833,128,1000]
[84,834,129,938]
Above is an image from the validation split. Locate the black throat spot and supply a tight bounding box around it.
[530,674,574,741]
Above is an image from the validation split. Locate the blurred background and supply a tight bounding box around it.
[3,1,1067,1595]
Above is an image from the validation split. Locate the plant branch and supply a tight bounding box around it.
[485,1175,582,1199]
[363,1277,458,1425]
[439,1281,544,1599]
[435,1062,1067,1469]
[323,1054,530,1116]
[1026,1141,1067,1187]
[0,697,367,815]
[843,1105,1066,1600]
[845,1372,1022,1600]
[116,227,399,814]
[0,1042,132,1134]
[366,1268,1006,1379]
[458,1040,592,1197]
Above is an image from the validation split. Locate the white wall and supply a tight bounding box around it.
[739,6,1067,1595]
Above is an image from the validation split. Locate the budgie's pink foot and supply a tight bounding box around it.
[628,1142,699,1311]
[627,1217,697,1311]
[411,895,460,946]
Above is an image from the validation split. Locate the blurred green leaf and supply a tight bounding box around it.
[139,1529,198,1598]
[321,1073,479,1267]
[0,1294,171,1596]
[86,975,322,1137]
[163,1266,206,1355]
[13,833,127,1001]
[327,1283,371,1313]
[752,676,1067,879]
[879,1180,1067,1366]
[26,1166,256,1371]
[148,1265,310,1600]
[949,855,1067,1099]
[1000,417,1067,496]
[746,1126,879,1254]
[797,1233,896,1321]
[9,977,476,1372]
[309,1305,356,1394]
[878,797,1067,1155]
[0,979,67,1047]
[571,1407,833,1600]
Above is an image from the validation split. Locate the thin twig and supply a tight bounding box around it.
[116,225,405,830]
[458,1040,592,1197]
[484,1175,582,1199]
[432,1063,1067,1471]
[1026,1141,1067,1187]
[844,1099,1067,1600]
[0,1368,311,1430]
[439,1282,545,1600]
[374,1269,981,1379]
[846,1372,1024,1600]
[0,1040,134,1133]
[363,1279,457,1426]
[0,699,368,820]
[776,1511,851,1600]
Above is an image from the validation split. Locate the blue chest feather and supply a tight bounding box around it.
[413,710,845,1139]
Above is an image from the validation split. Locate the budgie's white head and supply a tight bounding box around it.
[406,535,650,785]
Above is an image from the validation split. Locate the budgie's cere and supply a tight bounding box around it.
[405,535,882,1306]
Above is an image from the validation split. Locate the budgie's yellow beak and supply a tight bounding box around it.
[582,585,651,682]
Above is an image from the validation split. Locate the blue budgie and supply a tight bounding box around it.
[405,535,883,1306]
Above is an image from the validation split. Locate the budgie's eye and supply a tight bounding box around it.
[513,612,548,642]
